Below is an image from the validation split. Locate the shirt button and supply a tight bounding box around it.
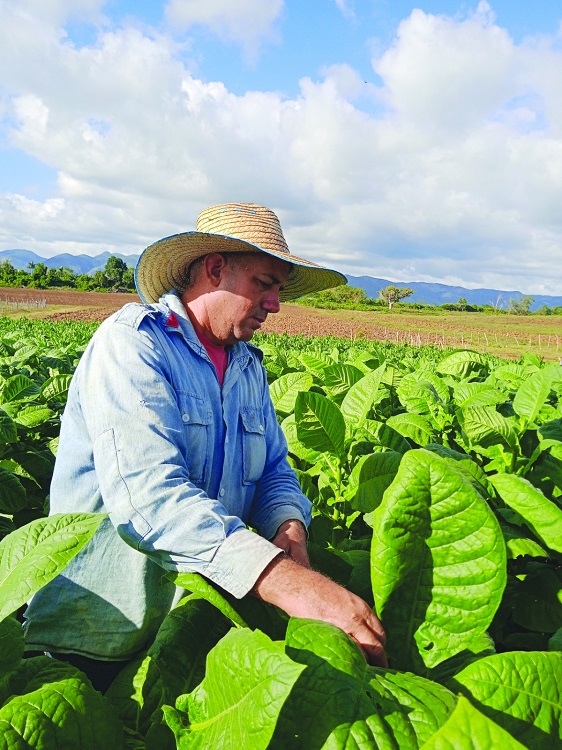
[219,488,225,496]
[225,436,229,444]
[182,414,189,423]
[259,424,265,433]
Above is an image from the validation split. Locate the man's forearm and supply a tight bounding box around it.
[252,555,388,667]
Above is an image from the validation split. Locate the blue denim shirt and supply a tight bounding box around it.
[24,292,311,660]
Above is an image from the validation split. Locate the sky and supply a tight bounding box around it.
[1,1,562,295]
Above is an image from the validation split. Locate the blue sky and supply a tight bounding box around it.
[1,1,562,295]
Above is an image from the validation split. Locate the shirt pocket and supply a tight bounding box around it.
[178,394,212,484]
[240,407,266,485]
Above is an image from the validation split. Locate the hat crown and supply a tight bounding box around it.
[195,203,290,256]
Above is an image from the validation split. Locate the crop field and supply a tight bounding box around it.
[0,286,559,361]
[0,315,560,747]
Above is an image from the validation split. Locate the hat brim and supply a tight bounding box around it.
[134,231,347,303]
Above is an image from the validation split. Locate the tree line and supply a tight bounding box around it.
[0,257,135,292]
[298,285,561,315]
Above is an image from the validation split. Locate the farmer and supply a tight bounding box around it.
[24,202,387,691]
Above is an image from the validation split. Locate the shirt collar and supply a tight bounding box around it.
[158,291,263,367]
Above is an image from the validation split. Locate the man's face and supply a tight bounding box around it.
[210,253,291,345]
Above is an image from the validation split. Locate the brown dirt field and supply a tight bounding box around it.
[1,287,560,360]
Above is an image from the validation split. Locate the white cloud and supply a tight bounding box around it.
[164,0,283,60]
[0,3,562,295]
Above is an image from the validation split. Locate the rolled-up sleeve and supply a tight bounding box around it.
[79,319,282,597]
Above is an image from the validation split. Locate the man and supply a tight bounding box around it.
[24,203,387,691]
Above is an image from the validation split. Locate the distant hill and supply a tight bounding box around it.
[345,275,562,313]
[0,250,560,311]
[0,249,140,276]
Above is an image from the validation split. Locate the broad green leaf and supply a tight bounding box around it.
[298,352,333,376]
[386,412,435,446]
[436,350,490,379]
[323,363,364,403]
[424,444,492,498]
[164,628,304,750]
[512,565,562,633]
[270,618,456,749]
[295,391,346,458]
[489,473,562,553]
[347,450,403,512]
[0,409,17,444]
[451,651,562,749]
[513,368,556,425]
[0,616,23,676]
[453,383,506,409]
[538,418,562,450]
[0,375,40,404]
[361,419,411,454]
[40,373,73,402]
[371,450,506,673]
[281,414,322,464]
[170,573,248,627]
[0,468,27,514]
[501,524,548,559]
[0,513,105,621]
[269,371,313,415]
[106,597,231,744]
[0,657,125,749]
[340,364,387,430]
[421,694,527,749]
[13,404,55,428]
[549,628,562,651]
[458,406,517,450]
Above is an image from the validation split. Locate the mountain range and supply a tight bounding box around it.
[1,249,560,312]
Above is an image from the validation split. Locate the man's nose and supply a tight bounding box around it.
[262,290,281,314]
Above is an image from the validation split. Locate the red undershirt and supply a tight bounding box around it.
[195,328,228,386]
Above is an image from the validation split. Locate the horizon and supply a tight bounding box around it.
[1,2,562,296]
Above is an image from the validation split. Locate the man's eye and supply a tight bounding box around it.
[257,279,271,289]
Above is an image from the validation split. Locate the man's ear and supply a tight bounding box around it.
[203,253,227,288]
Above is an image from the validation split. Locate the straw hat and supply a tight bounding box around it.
[134,202,347,303]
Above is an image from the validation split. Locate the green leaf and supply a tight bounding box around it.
[347,450,403,512]
[171,573,248,627]
[0,513,105,621]
[501,524,548,559]
[489,473,562,553]
[0,616,24,677]
[436,350,490,379]
[386,412,435,446]
[323,363,365,403]
[0,409,17,444]
[453,383,507,409]
[40,373,73,402]
[421,694,527,749]
[295,391,346,458]
[280,415,322,464]
[450,651,562,749]
[458,406,517,450]
[0,657,125,748]
[361,419,411,454]
[512,369,554,425]
[371,450,506,673]
[106,597,231,744]
[269,371,313,415]
[0,468,27,514]
[340,364,386,430]
[298,351,332,376]
[0,375,40,404]
[549,628,562,651]
[164,628,304,750]
[512,565,562,633]
[269,618,456,749]
[13,405,55,428]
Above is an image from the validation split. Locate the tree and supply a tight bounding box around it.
[378,285,414,310]
[508,296,534,315]
[457,297,468,311]
[104,256,129,288]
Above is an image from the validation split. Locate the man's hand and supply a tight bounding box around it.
[252,555,387,668]
[271,519,310,568]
